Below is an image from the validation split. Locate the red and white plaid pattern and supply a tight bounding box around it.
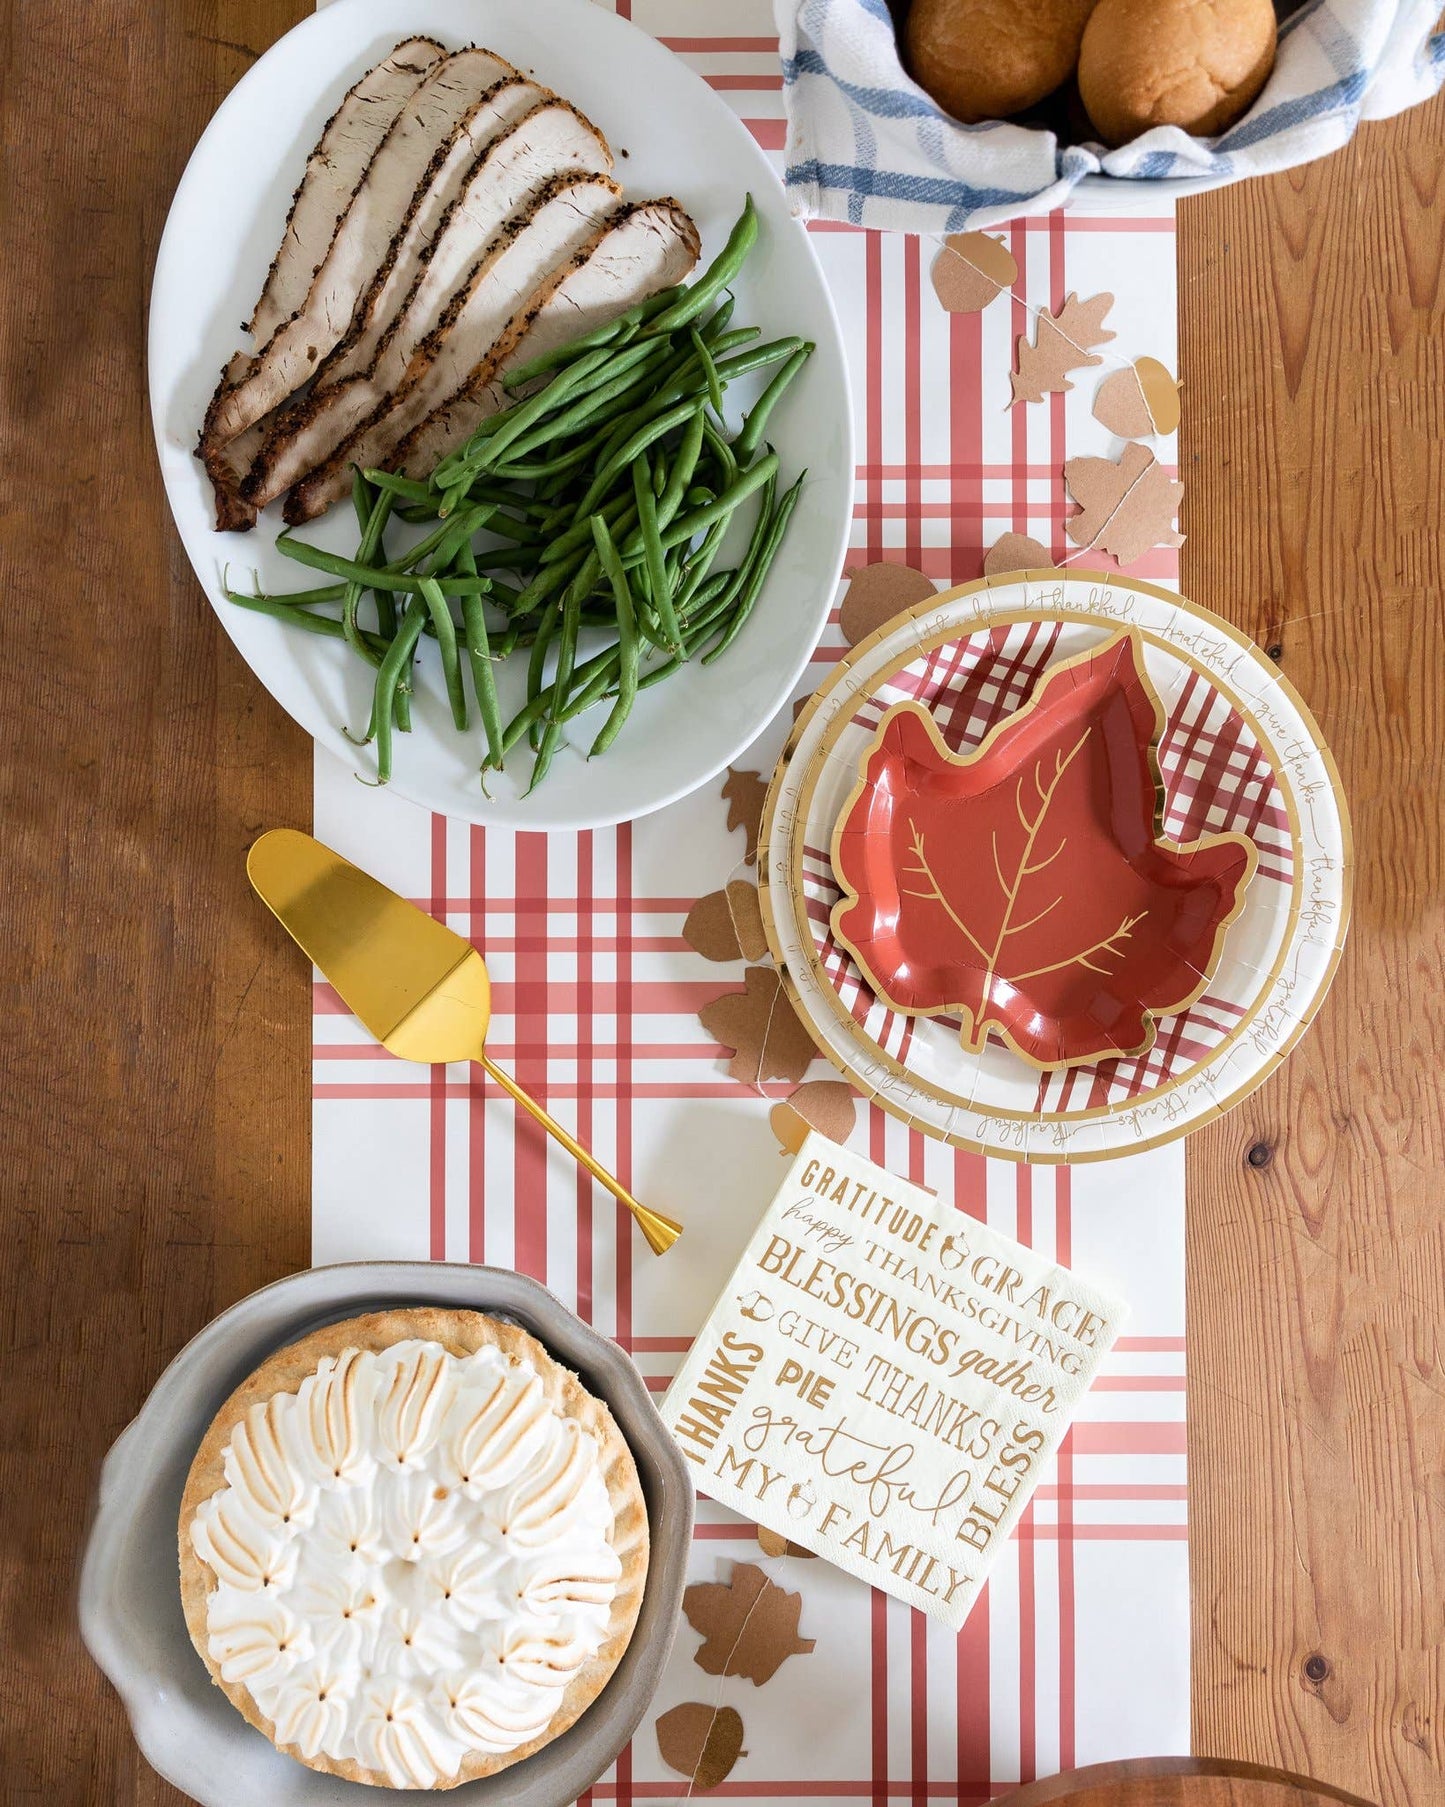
[312,2,1190,1796]
[796,621,1294,1111]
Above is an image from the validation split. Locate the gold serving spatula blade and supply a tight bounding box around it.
[247,828,681,1255]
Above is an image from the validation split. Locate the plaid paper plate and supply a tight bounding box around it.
[759,569,1352,1163]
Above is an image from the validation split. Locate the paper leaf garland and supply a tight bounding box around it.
[830,639,1253,1065]
[683,1563,816,1685]
[770,1079,857,1153]
[984,532,1055,577]
[1011,291,1115,406]
[1064,443,1184,566]
[656,1704,746,1792]
[685,881,768,963]
[1093,357,1181,439]
[722,766,768,865]
[839,561,937,648]
[930,231,1018,314]
[699,967,816,1089]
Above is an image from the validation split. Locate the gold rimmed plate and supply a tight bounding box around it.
[757,570,1351,1164]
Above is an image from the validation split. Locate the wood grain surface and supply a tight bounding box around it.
[1178,91,1445,1807]
[0,3,1440,1803]
[997,1755,1378,1806]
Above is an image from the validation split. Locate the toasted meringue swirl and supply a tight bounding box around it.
[189,1340,621,1787]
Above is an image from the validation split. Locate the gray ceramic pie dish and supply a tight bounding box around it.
[79,1261,694,1806]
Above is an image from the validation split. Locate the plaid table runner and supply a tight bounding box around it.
[313,2,1189,1796]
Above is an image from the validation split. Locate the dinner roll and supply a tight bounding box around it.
[905,0,1099,124]
[1077,0,1277,146]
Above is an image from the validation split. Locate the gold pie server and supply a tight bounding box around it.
[247,828,682,1255]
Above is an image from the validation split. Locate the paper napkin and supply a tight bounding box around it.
[661,1133,1127,1630]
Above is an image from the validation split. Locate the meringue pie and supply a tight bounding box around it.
[178,1308,648,1790]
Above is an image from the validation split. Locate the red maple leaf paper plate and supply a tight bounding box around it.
[829,630,1258,1070]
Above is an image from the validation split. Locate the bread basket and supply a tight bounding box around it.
[775,0,1445,230]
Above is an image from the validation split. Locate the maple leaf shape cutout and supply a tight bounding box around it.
[1010,291,1115,405]
[829,632,1256,1068]
[698,966,816,1089]
[684,1563,816,1685]
[721,766,768,864]
[1065,442,1185,566]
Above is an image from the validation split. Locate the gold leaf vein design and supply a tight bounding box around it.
[901,730,1144,1007]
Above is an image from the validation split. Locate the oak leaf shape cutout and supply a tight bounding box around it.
[1011,291,1115,406]
[839,561,937,648]
[770,1079,857,1153]
[683,1563,816,1685]
[1064,442,1184,566]
[656,1703,746,1792]
[699,967,816,1089]
[722,766,769,865]
[829,632,1255,1068]
[684,881,768,962]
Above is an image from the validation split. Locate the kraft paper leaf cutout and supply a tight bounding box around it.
[984,533,1055,577]
[1010,291,1115,406]
[656,1703,746,1792]
[839,561,937,648]
[722,766,768,865]
[770,1080,857,1153]
[1093,357,1181,440]
[699,967,816,1089]
[829,632,1256,1068]
[685,881,768,963]
[683,1563,817,1685]
[757,1525,818,1558]
[1064,442,1184,567]
[930,231,1019,314]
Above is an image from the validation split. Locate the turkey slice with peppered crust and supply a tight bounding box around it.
[202,46,517,452]
[245,99,613,509]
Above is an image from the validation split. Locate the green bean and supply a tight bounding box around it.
[343,484,394,669]
[362,470,436,505]
[525,599,562,747]
[657,405,707,532]
[732,343,813,467]
[503,285,682,387]
[700,292,736,345]
[589,514,640,754]
[527,717,563,795]
[230,580,347,608]
[690,326,725,418]
[705,471,805,665]
[489,441,597,482]
[225,588,387,653]
[372,601,428,782]
[497,688,554,757]
[456,542,504,770]
[632,456,683,656]
[645,197,758,337]
[416,577,468,731]
[465,337,655,474]
[276,536,470,592]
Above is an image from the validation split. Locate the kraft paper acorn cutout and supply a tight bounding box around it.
[930,231,1019,314]
[829,631,1257,1070]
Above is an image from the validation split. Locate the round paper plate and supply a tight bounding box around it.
[757,570,1352,1164]
[148,0,852,832]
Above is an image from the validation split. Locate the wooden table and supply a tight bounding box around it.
[3,6,1442,1802]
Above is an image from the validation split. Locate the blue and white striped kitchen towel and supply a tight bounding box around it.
[775,0,1445,231]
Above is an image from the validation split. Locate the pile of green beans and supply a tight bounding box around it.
[226,196,812,794]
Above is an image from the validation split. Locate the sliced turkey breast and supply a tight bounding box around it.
[305,77,557,399]
[245,102,614,509]
[284,173,624,524]
[247,37,445,346]
[204,46,517,451]
[392,198,701,482]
